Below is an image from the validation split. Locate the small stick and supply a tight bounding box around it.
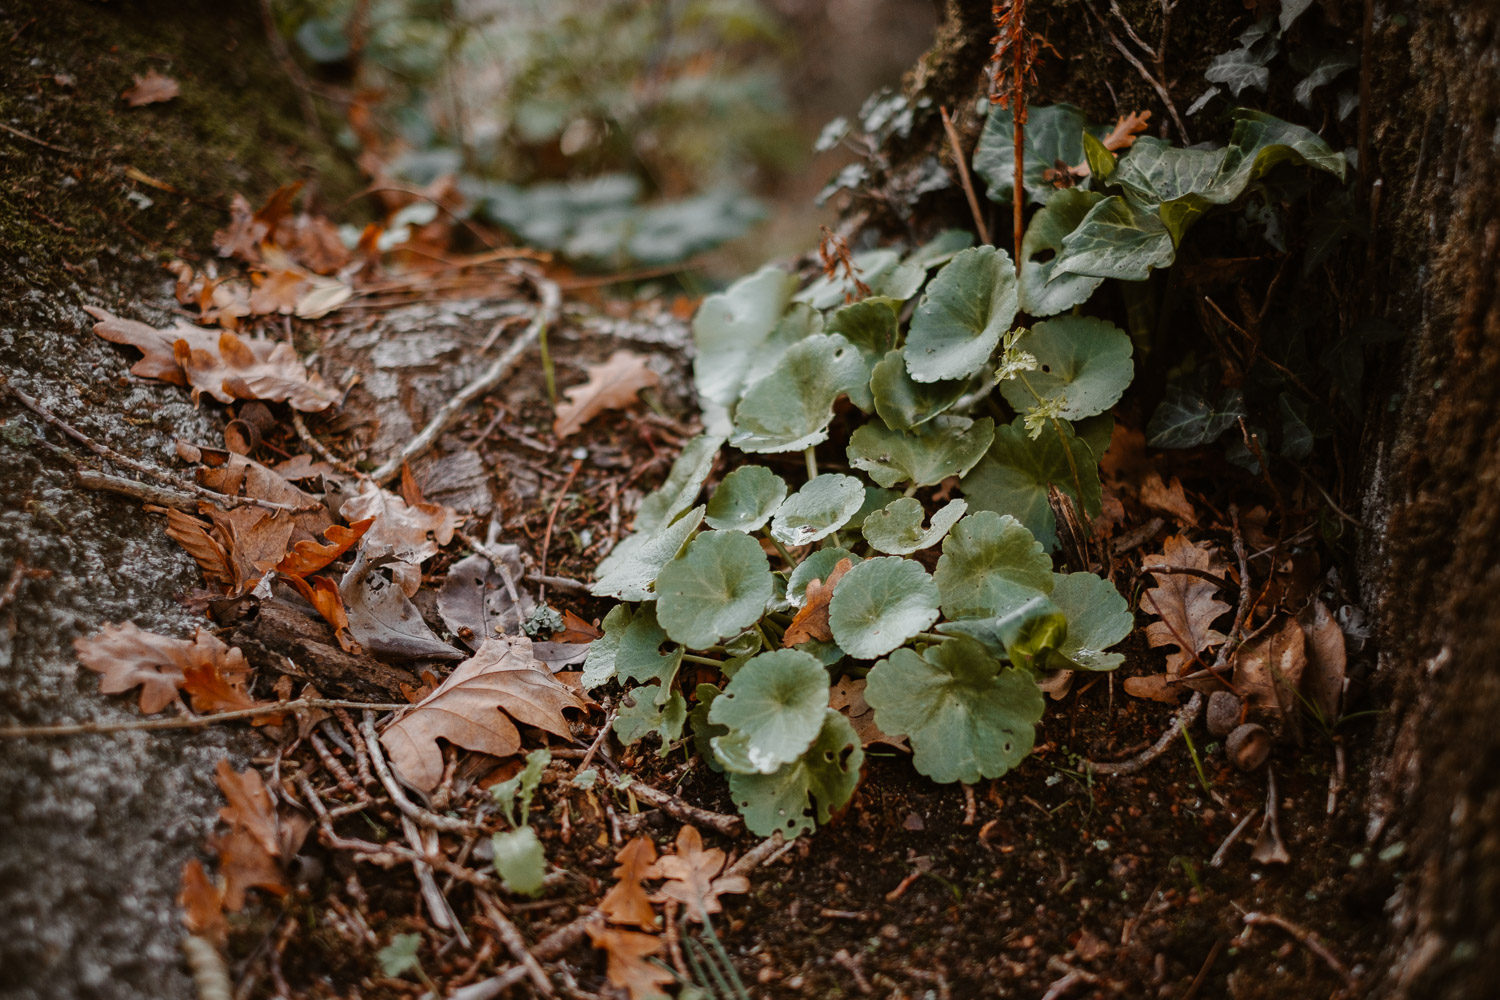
[0,697,407,739]
[477,891,554,995]
[1140,565,1230,587]
[961,783,977,825]
[577,708,618,775]
[724,832,787,881]
[1209,807,1261,867]
[1241,911,1354,984]
[369,274,559,484]
[939,106,990,245]
[358,712,474,834]
[1088,692,1204,777]
[0,559,25,613]
[0,120,84,156]
[617,779,742,837]
[525,572,590,596]
[538,457,585,603]
[291,411,358,476]
[450,913,599,1000]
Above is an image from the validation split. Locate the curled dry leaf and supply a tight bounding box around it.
[85,306,219,385]
[121,68,179,107]
[177,860,227,944]
[599,836,660,929]
[275,518,374,578]
[75,622,247,714]
[586,923,674,1000]
[782,557,853,647]
[1297,597,1346,723]
[436,548,533,649]
[1231,616,1307,719]
[380,635,587,791]
[341,481,458,566]
[208,824,289,910]
[650,824,749,922]
[215,759,279,856]
[553,350,660,439]
[213,184,303,263]
[339,551,462,661]
[163,508,236,588]
[1101,109,1152,151]
[829,675,908,750]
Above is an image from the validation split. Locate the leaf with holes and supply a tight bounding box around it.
[847,416,994,489]
[591,505,705,601]
[960,418,1102,552]
[655,530,773,648]
[905,246,1018,383]
[727,709,863,838]
[1017,189,1105,317]
[861,497,967,555]
[933,511,1054,620]
[1046,572,1133,672]
[869,349,967,430]
[704,465,787,533]
[583,603,683,690]
[865,637,1044,784]
[614,685,688,754]
[730,334,869,453]
[998,316,1133,421]
[770,474,866,547]
[709,649,829,774]
[827,556,941,660]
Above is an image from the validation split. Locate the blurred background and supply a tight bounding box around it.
[269,0,937,280]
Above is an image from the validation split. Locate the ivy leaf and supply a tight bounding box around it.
[492,827,548,896]
[973,104,1094,205]
[826,556,941,660]
[591,505,705,601]
[770,474,866,546]
[1018,189,1105,317]
[864,637,1045,784]
[692,266,798,431]
[847,416,995,489]
[727,709,863,838]
[870,349,967,430]
[1218,109,1349,192]
[905,246,1019,383]
[730,334,869,453]
[1046,572,1132,672]
[787,548,862,608]
[1054,195,1175,281]
[1113,137,1226,206]
[635,434,722,535]
[1146,386,1246,448]
[709,649,830,774]
[656,531,774,649]
[933,511,1054,620]
[1081,131,1115,182]
[795,249,925,310]
[960,418,1102,552]
[997,316,1133,421]
[582,604,683,690]
[614,685,688,753]
[861,497,968,555]
[705,465,787,533]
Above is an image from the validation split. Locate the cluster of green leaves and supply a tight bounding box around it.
[490,748,551,896]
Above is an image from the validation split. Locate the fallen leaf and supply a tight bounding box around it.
[1121,674,1182,704]
[247,269,308,315]
[163,508,236,588]
[380,635,587,791]
[174,328,339,412]
[553,351,660,439]
[208,824,289,910]
[341,481,458,566]
[1297,597,1346,723]
[339,551,464,661]
[1139,471,1198,525]
[1140,535,1231,680]
[436,549,534,649]
[275,518,374,578]
[85,306,219,385]
[1101,110,1152,151]
[283,572,358,652]
[829,675,908,750]
[293,275,353,318]
[650,825,748,922]
[75,623,247,714]
[122,68,179,107]
[599,836,660,928]
[1231,616,1307,719]
[204,506,296,591]
[214,184,304,262]
[215,760,279,856]
[585,923,674,1000]
[553,609,603,643]
[782,558,853,647]
[177,860,227,944]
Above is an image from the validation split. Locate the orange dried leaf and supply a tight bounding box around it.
[173,328,338,412]
[181,657,270,721]
[178,860,227,943]
[163,508,236,588]
[122,69,179,107]
[282,573,357,651]
[379,636,588,791]
[553,351,660,439]
[599,836,660,929]
[247,269,308,316]
[275,518,374,578]
[1139,472,1198,526]
[782,558,853,647]
[829,675,908,750]
[208,824,288,910]
[586,923,674,1000]
[650,825,748,922]
[1231,616,1307,717]
[340,481,458,566]
[85,306,218,386]
[553,609,603,644]
[215,760,280,856]
[1101,110,1152,151]
[74,622,192,713]
[1140,535,1231,681]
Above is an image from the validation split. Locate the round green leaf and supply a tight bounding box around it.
[1018,189,1106,317]
[933,511,1054,619]
[1047,572,1132,672]
[936,594,1068,667]
[692,266,798,428]
[905,229,975,270]
[613,685,688,755]
[690,683,727,773]
[861,497,968,555]
[591,505,705,601]
[847,416,994,489]
[582,603,683,689]
[730,334,869,453]
[705,465,787,532]
[959,418,1101,552]
[825,300,900,412]
[852,485,902,529]
[786,548,862,608]
[741,302,823,392]
[864,637,1045,784]
[771,474,865,546]
[709,649,830,774]
[906,246,1019,383]
[827,556,941,660]
[492,827,548,896]
[998,316,1133,421]
[655,531,774,649]
[727,709,863,837]
[870,350,967,430]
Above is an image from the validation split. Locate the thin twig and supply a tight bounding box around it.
[477,891,554,995]
[1241,912,1354,985]
[291,411,358,476]
[1209,807,1261,867]
[577,708,618,776]
[450,912,599,1000]
[724,832,787,881]
[368,274,560,484]
[525,572,590,596]
[538,457,584,603]
[616,779,742,837]
[0,120,84,156]
[359,712,474,834]
[939,107,990,245]
[0,697,407,739]
[1088,692,1204,776]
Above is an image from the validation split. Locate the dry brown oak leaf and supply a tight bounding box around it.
[275,517,374,578]
[553,350,660,439]
[121,68,179,107]
[1134,534,1231,692]
[599,835,660,929]
[782,557,854,647]
[1231,615,1307,719]
[341,481,459,567]
[177,859,228,944]
[76,622,250,714]
[829,675,908,751]
[649,824,749,922]
[380,636,587,792]
[586,923,675,1000]
[1139,471,1198,526]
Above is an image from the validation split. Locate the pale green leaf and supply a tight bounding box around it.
[906,246,1018,383]
[973,104,1093,205]
[1018,188,1105,317]
[870,349,967,430]
[1113,136,1227,207]
[491,747,551,827]
[1217,109,1348,193]
[852,485,902,529]
[727,709,863,837]
[1081,131,1115,182]
[864,637,1045,783]
[770,474,866,546]
[741,303,823,391]
[1047,572,1132,671]
[705,465,787,532]
[693,266,798,430]
[826,556,941,660]
[730,334,869,453]
[656,531,774,649]
[492,827,547,896]
[846,416,994,489]
[635,434,722,535]
[1075,413,1115,459]
[709,649,830,774]
[377,934,423,979]
[614,685,688,754]
[689,683,727,772]
[786,548,862,608]
[904,229,975,270]
[1054,195,1175,281]
[582,603,683,689]
[825,300,900,412]
[960,418,1102,552]
[933,511,1054,619]
[591,505,705,601]
[997,315,1133,420]
[861,497,968,555]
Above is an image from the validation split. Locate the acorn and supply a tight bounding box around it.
[1206,691,1242,738]
[1226,723,1272,771]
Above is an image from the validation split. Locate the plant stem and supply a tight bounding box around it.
[681,653,724,668]
[912,631,946,644]
[804,446,818,481]
[764,531,795,569]
[538,321,556,406]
